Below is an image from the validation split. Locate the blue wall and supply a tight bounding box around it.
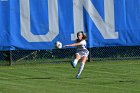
[0,0,140,50]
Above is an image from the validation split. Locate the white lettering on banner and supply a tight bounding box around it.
[20,0,118,42]
[72,0,118,40]
[20,0,59,42]
[71,0,84,40]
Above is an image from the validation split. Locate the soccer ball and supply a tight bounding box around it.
[55,41,62,49]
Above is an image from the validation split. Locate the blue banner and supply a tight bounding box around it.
[0,0,10,50]
[0,0,140,50]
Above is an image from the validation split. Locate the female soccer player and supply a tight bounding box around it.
[64,31,89,79]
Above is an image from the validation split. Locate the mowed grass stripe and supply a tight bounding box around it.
[0,60,139,93]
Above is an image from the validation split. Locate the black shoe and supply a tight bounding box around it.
[76,74,80,79]
[71,61,75,68]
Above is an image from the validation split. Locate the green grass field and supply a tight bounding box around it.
[0,60,140,93]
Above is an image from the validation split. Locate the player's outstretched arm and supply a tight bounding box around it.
[64,43,82,47]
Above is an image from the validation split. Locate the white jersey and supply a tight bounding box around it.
[76,40,89,57]
[77,40,87,50]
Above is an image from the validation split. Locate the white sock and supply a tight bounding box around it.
[73,59,78,67]
[77,63,85,76]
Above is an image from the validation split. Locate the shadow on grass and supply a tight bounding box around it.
[0,77,54,80]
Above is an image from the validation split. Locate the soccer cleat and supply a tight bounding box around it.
[70,61,75,68]
[76,74,80,79]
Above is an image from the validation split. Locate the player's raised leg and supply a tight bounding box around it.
[71,53,81,68]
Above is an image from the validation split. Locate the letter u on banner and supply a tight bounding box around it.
[20,0,59,42]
